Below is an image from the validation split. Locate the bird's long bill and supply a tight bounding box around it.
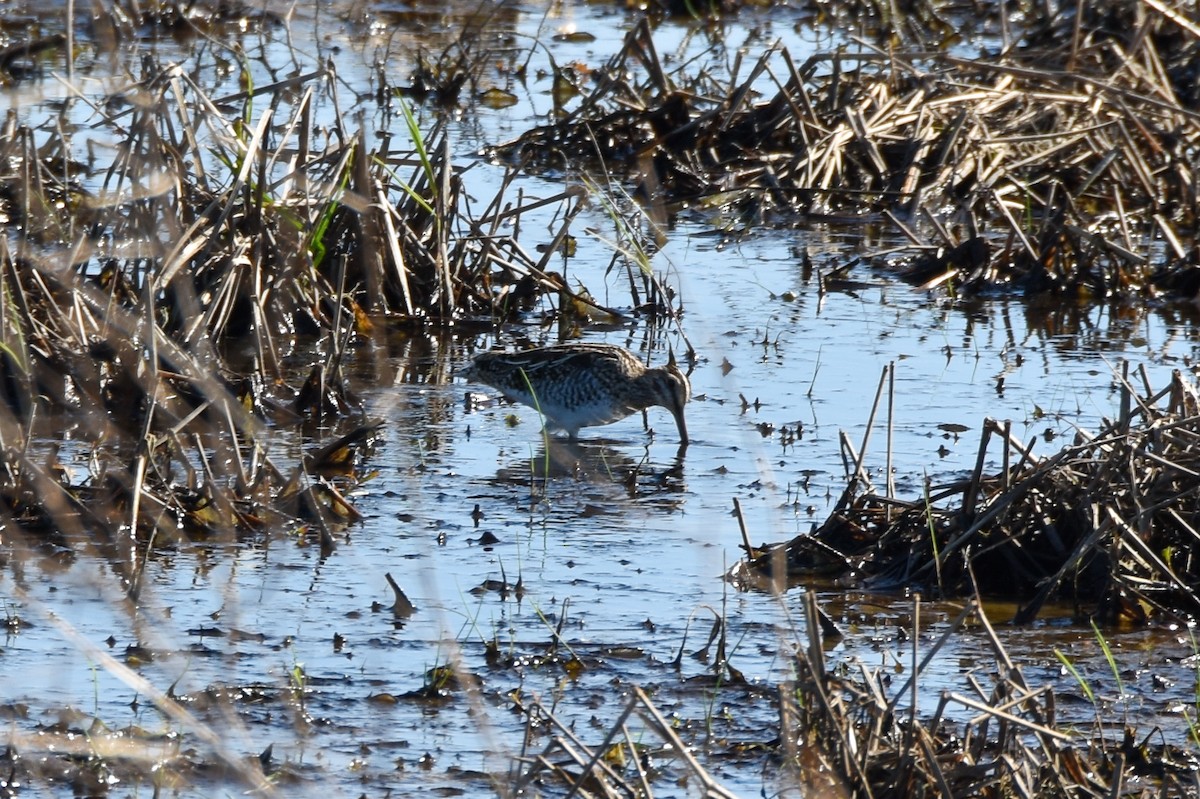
[672,404,689,445]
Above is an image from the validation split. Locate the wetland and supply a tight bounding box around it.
[2,0,1200,796]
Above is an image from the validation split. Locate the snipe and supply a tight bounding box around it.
[460,343,691,444]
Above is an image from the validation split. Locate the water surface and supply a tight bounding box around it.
[2,1,1199,796]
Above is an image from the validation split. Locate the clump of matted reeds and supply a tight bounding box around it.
[507,686,742,798]
[504,591,1200,798]
[780,591,1199,798]
[0,65,602,332]
[737,364,1200,624]
[491,0,1200,302]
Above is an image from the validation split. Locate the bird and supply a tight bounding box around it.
[460,343,691,444]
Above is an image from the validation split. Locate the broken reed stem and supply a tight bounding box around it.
[436,135,454,317]
[620,722,653,797]
[1002,420,1012,491]
[961,419,994,524]
[833,364,889,512]
[633,686,742,799]
[948,692,1072,742]
[516,688,746,799]
[561,693,640,799]
[911,593,920,727]
[857,364,889,484]
[799,591,875,798]
[733,496,753,555]
[886,360,895,506]
[885,598,979,718]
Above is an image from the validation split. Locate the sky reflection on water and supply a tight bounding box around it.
[2,2,1200,795]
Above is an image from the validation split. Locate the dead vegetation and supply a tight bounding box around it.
[0,14,669,569]
[508,592,1200,798]
[2,0,1200,796]
[738,365,1200,628]
[0,7,687,792]
[493,0,1200,301]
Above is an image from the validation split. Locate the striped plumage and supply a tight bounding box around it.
[461,343,690,444]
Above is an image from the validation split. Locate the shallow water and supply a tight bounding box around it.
[2,1,1200,797]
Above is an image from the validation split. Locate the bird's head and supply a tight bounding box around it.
[654,348,691,444]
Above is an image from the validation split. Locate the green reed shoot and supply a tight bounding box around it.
[1184,708,1200,747]
[581,174,653,277]
[398,97,437,208]
[1091,620,1125,703]
[922,472,943,595]
[289,661,307,714]
[1053,648,1095,705]
[518,367,551,488]
[308,156,353,270]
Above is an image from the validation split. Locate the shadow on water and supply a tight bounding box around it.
[490,437,687,497]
